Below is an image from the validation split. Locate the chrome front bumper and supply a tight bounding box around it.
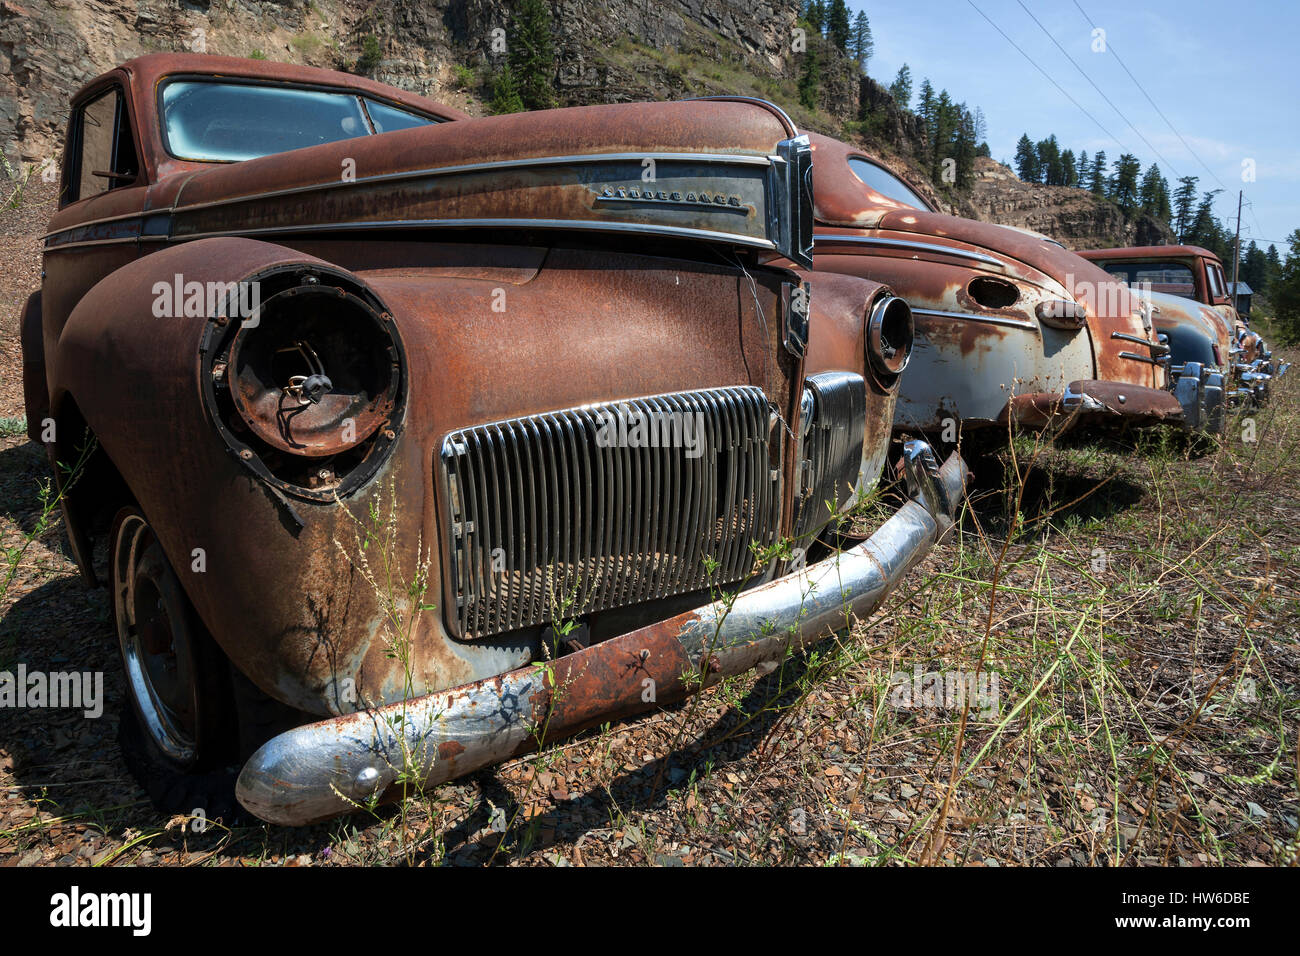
[236,443,969,826]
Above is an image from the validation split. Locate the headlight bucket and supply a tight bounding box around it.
[200,265,407,502]
[866,294,913,378]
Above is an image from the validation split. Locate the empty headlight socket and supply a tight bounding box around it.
[199,265,408,503]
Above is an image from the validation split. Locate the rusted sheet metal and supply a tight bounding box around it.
[1063,380,1185,426]
[1146,290,1234,368]
[236,449,969,825]
[797,269,903,498]
[1077,245,1244,337]
[46,54,804,266]
[797,131,1174,434]
[46,235,805,715]
[56,55,470,189]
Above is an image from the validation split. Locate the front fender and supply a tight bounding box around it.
[49,236,528,715]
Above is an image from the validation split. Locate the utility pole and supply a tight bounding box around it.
[1231,189,1243,311]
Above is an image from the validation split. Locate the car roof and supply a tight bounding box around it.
[74,53,471,122]
[1077,245,1220,262]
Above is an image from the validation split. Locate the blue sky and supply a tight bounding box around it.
[856,0,1298,252]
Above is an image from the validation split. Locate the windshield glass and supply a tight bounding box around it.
[161,80,437,162]
[1102,262,1197,300]
[848,157,929,209]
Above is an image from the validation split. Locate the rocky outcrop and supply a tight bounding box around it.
[962,157,1175,250]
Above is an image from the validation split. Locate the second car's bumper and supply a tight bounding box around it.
[1006,380,1186,431]
[236,442,969,826]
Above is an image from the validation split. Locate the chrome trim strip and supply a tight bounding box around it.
[43,235,170,251]
[910,307,1038,332]
[1111,331,1160,348]
[1118,350,1159,365]
[813,234,1007,270]
[168,151,776,215]
[167,217,780,250]
[43,151,778,244]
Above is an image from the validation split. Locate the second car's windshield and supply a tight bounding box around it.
[160,80,436,162]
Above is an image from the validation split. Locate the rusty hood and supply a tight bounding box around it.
[159,99,813,265]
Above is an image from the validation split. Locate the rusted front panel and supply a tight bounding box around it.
[47,237,803,715]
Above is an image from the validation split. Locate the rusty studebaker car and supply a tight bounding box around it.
[20,55,966,825]
[796,133,1190,439]
[1078,244,1287,401]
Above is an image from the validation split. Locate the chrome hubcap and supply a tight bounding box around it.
[113,513,199,765]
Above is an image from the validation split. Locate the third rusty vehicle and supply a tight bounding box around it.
[798,133,1189,440]
[22,55,965,826]
[1078,244,1287,400]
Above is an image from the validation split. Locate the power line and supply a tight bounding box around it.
[1014,0,1181,177]
[1070,0,1228,192]
[964,0,1131,154]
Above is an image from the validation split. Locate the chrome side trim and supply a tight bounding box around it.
[910,307,1038,332]
[813,234,1007,270]
[1118,350,1159,365]
[166,151,775,216]
[1111,330,1168,353]
[167,217,781,250]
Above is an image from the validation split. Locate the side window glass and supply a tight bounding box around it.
[76,91,118,201]
[364,98,438,134]
[72,88,137,202]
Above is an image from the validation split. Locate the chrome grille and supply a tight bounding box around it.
[792,372,867,547]
[441,387,778,640]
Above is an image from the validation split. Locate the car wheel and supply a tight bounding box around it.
[111,506,239,814]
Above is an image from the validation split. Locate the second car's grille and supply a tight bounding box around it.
[440,387,778,640]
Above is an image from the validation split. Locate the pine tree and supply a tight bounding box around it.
[488,67,525,114]
[508,0,556,111]
[917,79,935,134]
[1187,190,1225,256]
[1037,135,1062,185]
[798,43,821,109]
[1139,164,1172,222]
[850,11,873,72]
[804,0,826,33]
[1061,149,1077,187]
[1088,151,1107,195]
[1014,134,1039,182]
[828,0,851,48]
[1109,154,1142,213]
[889,64,913,109]
[1172,176,1199,241]
[1271,231,1300,342]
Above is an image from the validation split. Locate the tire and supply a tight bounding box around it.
[111,506,239,817]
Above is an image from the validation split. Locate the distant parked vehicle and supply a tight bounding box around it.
[1078,245,1287,400]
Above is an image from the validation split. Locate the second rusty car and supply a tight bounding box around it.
[800,133,1187,440]
[22,56,966,825]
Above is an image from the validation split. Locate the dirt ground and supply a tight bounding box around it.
[1,181,1296,867]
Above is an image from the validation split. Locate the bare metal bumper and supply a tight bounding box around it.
[236,443,968,826]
